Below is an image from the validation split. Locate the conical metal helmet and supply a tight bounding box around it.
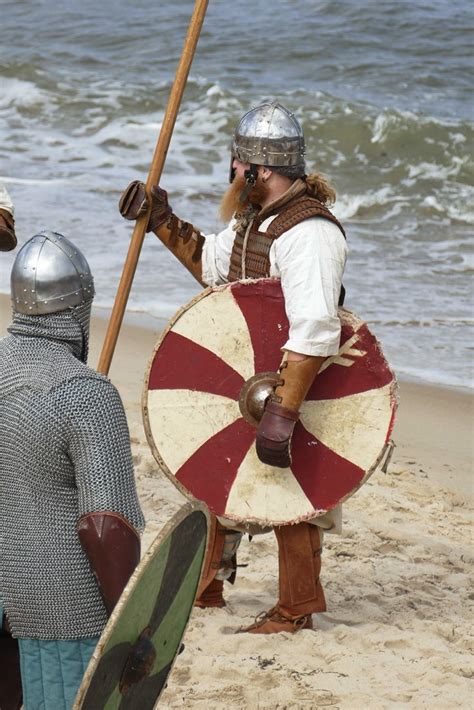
[11,230,95,315]
[231,101,306,170]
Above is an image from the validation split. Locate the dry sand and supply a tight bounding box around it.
[1,295,473,709]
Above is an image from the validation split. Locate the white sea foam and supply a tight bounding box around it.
[0,78,48,109]
[0,175,68,186]
[371,108,419,143]
[446,203,474,224]
[408,157,467,181]
[335,187,401,220]
[421,184,474,224]
[449,132,467,145]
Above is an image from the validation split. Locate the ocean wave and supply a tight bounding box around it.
[0,77,49,110]
[335,187,405,220]
[0,175,69,186]
[369,318,474,327]
[408,157,469,181]
[1,8,472,395]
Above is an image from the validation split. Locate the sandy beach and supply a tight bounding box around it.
[1,294,472,709]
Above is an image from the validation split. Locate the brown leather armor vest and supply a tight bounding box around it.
[227,193,346,285]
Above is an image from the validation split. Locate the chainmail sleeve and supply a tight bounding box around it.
[60,377,145,533]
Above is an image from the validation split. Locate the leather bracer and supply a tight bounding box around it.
[119,180,205,285]
[272,356,324,411]
[77,511,140,616]
[154,213,206,286]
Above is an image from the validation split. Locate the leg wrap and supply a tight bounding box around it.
[215,531,243,582]
[195,516,242,607]
[274,522,326,617]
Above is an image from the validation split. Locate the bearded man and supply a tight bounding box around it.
[0,231,145,709]
[0,183,17,250]
[120,101,347,634]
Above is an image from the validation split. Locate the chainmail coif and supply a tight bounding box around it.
[0,304,144,639]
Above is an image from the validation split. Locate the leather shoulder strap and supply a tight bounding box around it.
[264,196,346,241]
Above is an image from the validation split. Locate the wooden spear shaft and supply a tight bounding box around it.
[97,0,209,375]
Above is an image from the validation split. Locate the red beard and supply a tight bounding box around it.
[219,174,270,222]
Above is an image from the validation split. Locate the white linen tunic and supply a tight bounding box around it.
[202,214,348,357]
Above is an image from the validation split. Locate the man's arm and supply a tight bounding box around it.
[63,377,145,614]
[256,218,347,468]
[119,181,205,285]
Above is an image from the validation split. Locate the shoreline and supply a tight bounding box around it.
[78,303,474,396]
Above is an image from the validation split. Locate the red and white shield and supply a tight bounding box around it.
[143,279,398,526]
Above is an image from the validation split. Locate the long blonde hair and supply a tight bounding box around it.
[305,172,336,206]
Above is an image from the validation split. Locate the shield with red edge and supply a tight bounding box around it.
[143,279,398,526]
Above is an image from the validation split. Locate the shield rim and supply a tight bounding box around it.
[73,501,209,709]
[142,286,216,505]
[142,280,398,525]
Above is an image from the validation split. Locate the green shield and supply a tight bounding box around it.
[74,503,208,709]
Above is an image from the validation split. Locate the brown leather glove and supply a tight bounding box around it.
[256,401,299,468]
[0,208,17,252]
[119,180,172,232]
[77,511,140,616]
[256,356,324,468]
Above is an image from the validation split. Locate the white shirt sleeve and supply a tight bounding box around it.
[201,219,237,286]
[270,216,348,356]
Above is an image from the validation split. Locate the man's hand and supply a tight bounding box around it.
[119,181,172,232]
[255,401,299,468]
[255,354,325,468]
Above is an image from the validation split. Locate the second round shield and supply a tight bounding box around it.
[74,503,208,709]
[143,279,398,527]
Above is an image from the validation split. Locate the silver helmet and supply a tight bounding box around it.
[11,230,95,315]
[231,101,306,172]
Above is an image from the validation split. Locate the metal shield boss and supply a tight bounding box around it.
[74,504,208,710]
[144,280,398,527]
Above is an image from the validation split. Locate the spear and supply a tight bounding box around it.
[97,0,209,375]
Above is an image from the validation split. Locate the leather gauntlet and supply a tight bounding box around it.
[256,356,323,468]
[119,180,205,285]
[0,208,17,252]
[119,180,172,232]
[77,511,140,616]
[256,401,299,468]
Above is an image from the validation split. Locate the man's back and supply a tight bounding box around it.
[0,328,143,639]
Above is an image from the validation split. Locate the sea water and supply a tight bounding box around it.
[0,0,472,388]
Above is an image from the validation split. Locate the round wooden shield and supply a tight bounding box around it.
[143,279,398,526]
[73,503,208,710]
